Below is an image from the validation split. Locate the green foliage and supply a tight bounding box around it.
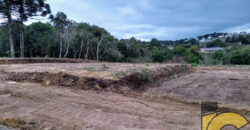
[191,63,198,67]
[151,48,172,63]
[230,47,250,65]
[114,71,126,77]
[173,45,188,56]
[211,50,227,65]
[25,22,57,57]
[207,39,226,47]
[98,64,109,71]
[0,3,250,66]
[83,67,96,71]
[185,46,202,64]
[138,68,152,82]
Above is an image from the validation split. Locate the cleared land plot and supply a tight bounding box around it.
[0,59,249,129]
[147,66,250,110]
[0,79,201,130]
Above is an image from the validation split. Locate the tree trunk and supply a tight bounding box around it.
[19,1,25,58]
[63,41,69,58]
[59,34,63,58]
[63,27,70,58]
[7,13,15,58]
[19,20,25,58]
[96,35,104,61]
[79,39,84,59]
[84,41,89,59]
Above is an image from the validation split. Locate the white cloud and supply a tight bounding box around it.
[27,0,250,40]
[223,23,250,33]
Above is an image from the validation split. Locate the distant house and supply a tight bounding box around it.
[200,47,225,53]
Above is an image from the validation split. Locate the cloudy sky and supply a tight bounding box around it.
[45,0,250,41]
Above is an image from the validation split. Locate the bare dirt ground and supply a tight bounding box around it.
[0,79,200,130]
[146,66,250,110]
[0,59,249,129]
[0,62,183,80]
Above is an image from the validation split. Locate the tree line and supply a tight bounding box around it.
[1,0,250,65]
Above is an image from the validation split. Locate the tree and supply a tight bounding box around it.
[51,12,68,58]
[16,0,51,57]
[25,22,56,57]
[99,36,121,61]
[76,23,91,59]
[92,25,108,61]
[207,39,226,47]
[150,38,161,47]
[96,33,105,61]
[63,20,76,58]
[0,0,16,58]
[185,46,201,64]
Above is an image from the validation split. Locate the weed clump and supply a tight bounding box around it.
[83,67,96,71]
[138,68,152,82]
[114,71,126,77]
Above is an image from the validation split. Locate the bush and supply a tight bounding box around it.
[230,47,250,65]
[191,63,198,67]
[138,68,152,82]
[185,46,202,64]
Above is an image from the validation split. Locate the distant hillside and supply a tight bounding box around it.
[147,32,250,48]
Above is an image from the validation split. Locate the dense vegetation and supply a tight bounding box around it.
[1,0,250,65]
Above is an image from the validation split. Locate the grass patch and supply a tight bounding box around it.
[0,118,25,128]
[138,68,152,82]
[191,63,198,67]
[99,64,109,71]
[114,71,126,77]
[83,67,96,71]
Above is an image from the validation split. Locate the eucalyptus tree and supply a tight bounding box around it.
[92,25,108,61]
[63,20,76,58]
[15,0,51,57]
[0,0,16,58]
[51,12,68,58]
[76,23,91,59]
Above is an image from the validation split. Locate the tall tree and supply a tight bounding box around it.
[92,26,107,61]
[63,20,76,58]
[0,0,16,58]
[76,23,91,59]
[16,0,51,57]
[51,12,67,58]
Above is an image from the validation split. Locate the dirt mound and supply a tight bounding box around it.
[0,58,95,64]
[5,64,192,94]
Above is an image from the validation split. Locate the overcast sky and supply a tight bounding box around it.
[45,0,250,41]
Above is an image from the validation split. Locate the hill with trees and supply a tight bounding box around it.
[1,0,250,65]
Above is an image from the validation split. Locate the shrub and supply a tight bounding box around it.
[191,63,198,67]
[138,68,152,82]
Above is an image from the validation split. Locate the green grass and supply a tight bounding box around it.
[83,67,96,71]
[114,71,126,77]
[138,68,152,82]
